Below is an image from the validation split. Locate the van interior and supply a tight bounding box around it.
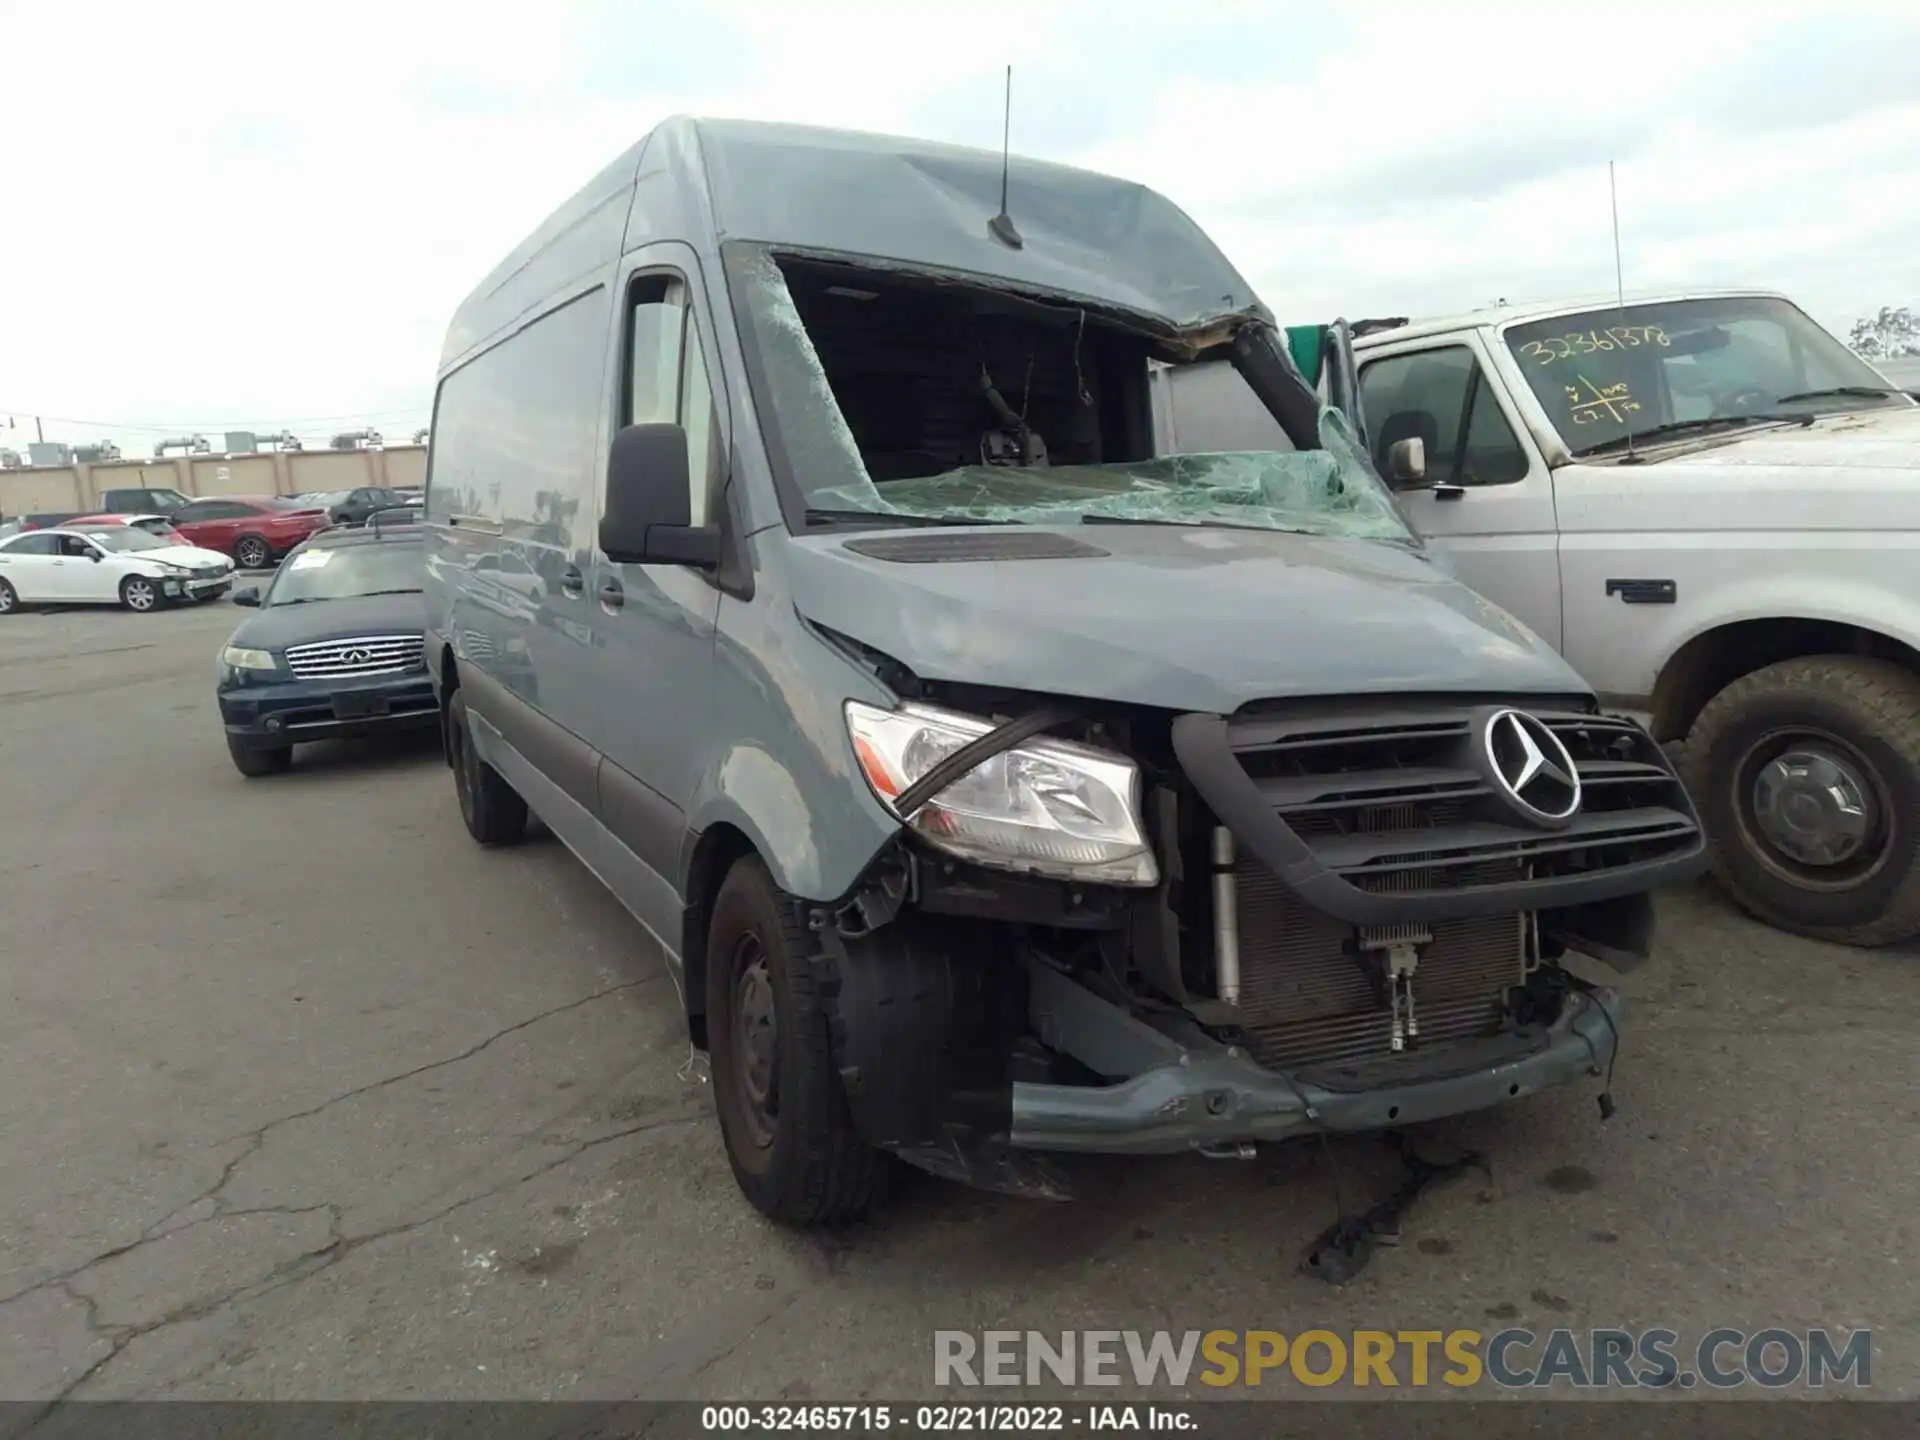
[777,257,1164,485]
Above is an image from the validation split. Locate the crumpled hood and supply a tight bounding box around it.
[143,543,231,568]
[781,525,1586,714]
[1661,404,1920,471]
[229,592,426,652]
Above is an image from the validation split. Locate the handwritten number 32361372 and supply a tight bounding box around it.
[1520,327,1671,366]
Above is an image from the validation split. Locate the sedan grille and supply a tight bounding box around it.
[283,634,424,679]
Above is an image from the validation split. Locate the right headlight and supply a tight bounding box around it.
[844,700,1158,887]
[221,646,277,672]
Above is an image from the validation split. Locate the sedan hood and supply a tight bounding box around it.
[780,525,1586,714]
[229,591,427,651]
[143,543,231,568]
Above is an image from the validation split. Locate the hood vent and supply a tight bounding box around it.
[840,531,1108,564]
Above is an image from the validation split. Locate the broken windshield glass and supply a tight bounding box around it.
[729,245,1411,543]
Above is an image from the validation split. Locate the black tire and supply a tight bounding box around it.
[119,575,162,612]
[227,734,292,777]
[234,535,272,570]
[0,578,16,615]
[447,687,528,845]
[705,855,884,1226]
[1683,655,1920,945]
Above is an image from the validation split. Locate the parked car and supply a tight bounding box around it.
[0,524,234,613]
[16,512,83,532]
[217,523,435,776]
[321,486,416,527]
[97,486,192,517]
[66,511,188,542]
[420,117,1707,1228]
[170,496,330,570]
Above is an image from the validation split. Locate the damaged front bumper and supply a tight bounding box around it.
[1011,966,1620,1155]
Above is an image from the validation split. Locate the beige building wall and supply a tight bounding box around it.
[2,444,431,517]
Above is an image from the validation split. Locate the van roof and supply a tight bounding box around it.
[1352,288,1795,348]
[441,116,1264,373]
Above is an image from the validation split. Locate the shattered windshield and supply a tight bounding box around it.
[728,247,1413,543]
[1505,295,1914,455]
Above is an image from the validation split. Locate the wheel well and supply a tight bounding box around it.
[437,648,459,764]
[679,822,757,1050]
[1653,619,1920,741]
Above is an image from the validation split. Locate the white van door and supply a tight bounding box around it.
[1356,336,1565,649]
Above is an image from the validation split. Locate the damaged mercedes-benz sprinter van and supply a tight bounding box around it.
[422,117,1707,1228]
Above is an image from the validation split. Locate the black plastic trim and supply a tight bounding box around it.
[597,758,686,882]
[461,663,599,812]
[1170,710,1707,925]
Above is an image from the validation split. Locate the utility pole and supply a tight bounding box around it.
[35,416,44,443]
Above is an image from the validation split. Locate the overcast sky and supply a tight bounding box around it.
[2,0,1915,455]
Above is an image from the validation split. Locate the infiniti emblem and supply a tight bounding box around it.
[340,647,374,664]
[1480,708,1581,827]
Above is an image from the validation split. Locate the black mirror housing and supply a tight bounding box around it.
[231,586,261,607]
[599,423,720,568]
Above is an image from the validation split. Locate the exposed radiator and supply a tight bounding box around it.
[1231,857,1526,1071]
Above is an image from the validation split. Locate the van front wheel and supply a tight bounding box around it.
[1684,655,1920,945]
[447,688,528,845]
[706,856,883,1225]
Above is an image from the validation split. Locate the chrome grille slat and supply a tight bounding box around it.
[283,634,424,681]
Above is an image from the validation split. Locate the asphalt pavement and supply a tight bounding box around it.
[4,598,1919,1405]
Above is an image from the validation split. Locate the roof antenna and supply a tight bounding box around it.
[1609,160,1637,462]
[987,65,1024,250]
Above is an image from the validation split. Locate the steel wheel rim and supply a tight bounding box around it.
[1731,725,1892,890]
[730,934,779,1150]
[125,580,156,610]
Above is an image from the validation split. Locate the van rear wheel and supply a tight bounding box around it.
[1683,655,1920,946]
[706,855,883,1225]
[447,688,528,845]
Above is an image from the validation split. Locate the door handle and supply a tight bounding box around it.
[1432,484,1466,501]
[560,564,585,597]
[597,577,625,609]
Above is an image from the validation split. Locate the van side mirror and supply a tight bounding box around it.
[600,423,720,568]
[232,586,261,607]
[1384,436,1427,488]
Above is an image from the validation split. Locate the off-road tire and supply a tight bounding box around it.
[227,735,292,777]
[706,855,884,1225]
[447,688,528,845]
[1683,655,1920,946]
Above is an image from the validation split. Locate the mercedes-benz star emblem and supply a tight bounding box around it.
[340,647,373,664]
[1480,708,1581,827]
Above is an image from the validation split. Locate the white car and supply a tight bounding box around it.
[0,524,235,614]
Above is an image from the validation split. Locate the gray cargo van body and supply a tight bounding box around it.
[424,117,1705,1224]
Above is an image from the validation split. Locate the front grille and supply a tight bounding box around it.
[283,633,424,679]
[1222,700,1697,898]
[1233,857,1525,1070]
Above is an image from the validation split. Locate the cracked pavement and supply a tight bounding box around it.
[5,603,1920,1403]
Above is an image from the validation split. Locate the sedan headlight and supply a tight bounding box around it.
[845,700,1157,887]
[221,646,277,672]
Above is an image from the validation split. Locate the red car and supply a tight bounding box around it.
[169,496,330,570]
[65,511,189,541]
